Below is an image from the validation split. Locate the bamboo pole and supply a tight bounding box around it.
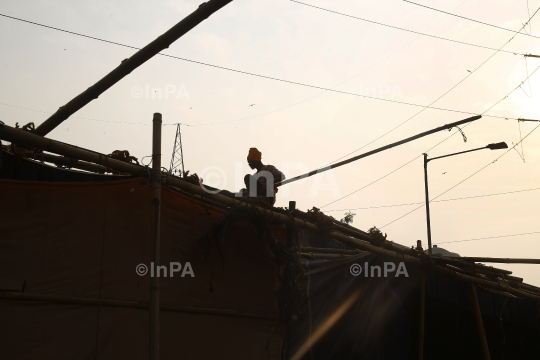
[469,283,491,360]
[298,247,363,255]
[434,255,512,275]
[300,253,351,260]
[2,147,126,175]
[150,113,162,360]
[444,264,522,283]
[448,256,540,264]
[276,115,481,187]
[0,291,275,319]
[2,124,540,302]
[419,271,425,360]
[34,0,234,136]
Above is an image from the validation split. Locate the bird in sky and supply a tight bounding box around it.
[442,172,447,174]
[249,104,256,107]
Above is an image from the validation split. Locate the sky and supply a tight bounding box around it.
[1,0,540,285]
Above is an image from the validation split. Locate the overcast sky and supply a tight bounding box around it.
[1,0,540,284]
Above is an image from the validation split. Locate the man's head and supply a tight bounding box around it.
[247,148,262,169]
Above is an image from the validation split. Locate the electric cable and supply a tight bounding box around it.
[402,0,540,39]
[0,12,537,129]
[290,0,527,55]
[325,186,540,212]
[320,59,540,209]
[437,231,540,245]
[379,122,540,229]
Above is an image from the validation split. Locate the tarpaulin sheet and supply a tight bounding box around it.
[286,248,540,360]
[0,178,284,359]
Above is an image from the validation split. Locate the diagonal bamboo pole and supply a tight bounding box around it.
[276,115,481,187]
[34,0,233,136]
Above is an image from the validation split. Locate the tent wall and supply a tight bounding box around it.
[286,249,540,360]
[0,178,284,359]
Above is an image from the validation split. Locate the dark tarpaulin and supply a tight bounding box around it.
[286,231,540,360]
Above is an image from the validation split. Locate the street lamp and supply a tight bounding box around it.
[423,142,508,254]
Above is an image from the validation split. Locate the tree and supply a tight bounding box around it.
[340,211,356,225]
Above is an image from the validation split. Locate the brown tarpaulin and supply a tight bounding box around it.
[0,178,284,359]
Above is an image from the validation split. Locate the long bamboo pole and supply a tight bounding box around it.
[449,256,540,264]
[150,113,162,360]
[34,0,233,136]
[1,146,126,174]
[1,124,540,302]
[0,291,275,319]
[469,283,491,360]
[419,271,425,360]
[276,115,481,187]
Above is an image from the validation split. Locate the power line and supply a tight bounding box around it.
[379,122,540,228]
[290,0,525,55]
[319,43,540,209]
[437,231,540,245]
[0,5,470,128]
[403,0,540,39]
[322,5,540,167]
[325,186,540,212]
[0,12,536,127]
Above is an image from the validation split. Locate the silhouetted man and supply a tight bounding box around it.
[242,147,285,205]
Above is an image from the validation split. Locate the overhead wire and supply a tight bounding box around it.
[437,231,540,245]
[324,186,540,212]
[290,0,525,55]
[321,4,540,166]
[402,0,540,39]
[0,12,535,129]
[320,54,540,210]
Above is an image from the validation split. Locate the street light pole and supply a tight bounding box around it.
[423,142,508,254]
[423,153,433,254]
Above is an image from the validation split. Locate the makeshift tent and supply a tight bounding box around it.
[285,247,540,359]
[0,151,284,359]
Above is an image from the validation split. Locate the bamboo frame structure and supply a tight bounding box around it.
[1,123,539,302]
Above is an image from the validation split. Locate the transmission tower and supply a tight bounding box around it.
[169,124,185,176]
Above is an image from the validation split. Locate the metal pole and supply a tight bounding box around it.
[34,0,234,136]
[469,283,491,360]
[276,115,481,187]
[423,154,432,254]
[150,113,162,360]
[419,271,425,360]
